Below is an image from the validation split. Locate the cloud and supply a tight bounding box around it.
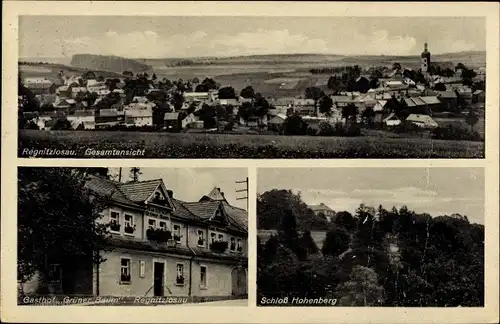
[54,28,419,58]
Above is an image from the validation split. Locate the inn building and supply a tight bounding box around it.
[20,176,248,302]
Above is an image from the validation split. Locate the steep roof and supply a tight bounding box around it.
[181,201,221,219]
[85,175,142,208]
[203,187,227,202]
[118,179,163,203]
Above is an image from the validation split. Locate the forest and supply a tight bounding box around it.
[257,189,484,306]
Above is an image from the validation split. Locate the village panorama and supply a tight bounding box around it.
[18,17,486,158]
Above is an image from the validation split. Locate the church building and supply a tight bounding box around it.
[421,42,431,73]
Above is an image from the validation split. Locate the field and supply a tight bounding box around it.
[19,130,484,159]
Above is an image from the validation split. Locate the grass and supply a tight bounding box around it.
[19,130,484,159]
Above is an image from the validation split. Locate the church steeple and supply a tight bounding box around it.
[421,42,431,73]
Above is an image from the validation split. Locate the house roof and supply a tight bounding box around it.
[309,203,333,212]
[218,99,239,106]
[85,175,142,208]
[473,90,484,95]
[383,112,400,122]
[420,96,441,105]
[164,112,179,120]
[268,115,286,124]
[330,96,353,103]
[436,91,457,99]
[294,98,315,106]
[125,109,153,117]
[406,114,436,123]
[99,109,118,117]
[118,179,163,203]
[373,100,387,112]
[181,201,221,220]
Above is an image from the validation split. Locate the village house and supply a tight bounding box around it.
[20,177,248,301]
[436,91,459,111]
[67,110,95,130]
[95,109,120,129]
[124,105,153,127]
[183,92,210,103]
[71,87,88,99]
[383,112,402,127]
[308,203,335,222]
[293,98,316,116]
[164,112,180,130]
[472,90,485,104]
[181,113,199,129]
[405,114,439,129]
[402,96,441,115]
[54,98,77,111]
[267,113,287,133]
[23,77,53,94]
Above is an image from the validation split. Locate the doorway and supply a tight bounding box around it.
[231,266,247,297]
[153,262,165,297]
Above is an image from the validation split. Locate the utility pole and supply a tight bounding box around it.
[235,178,248,211]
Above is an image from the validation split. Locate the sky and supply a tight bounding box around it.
[257,168,484,224]
[109,167,248,210]
[19,16,485,59]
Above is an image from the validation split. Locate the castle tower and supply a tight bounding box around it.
[421,42,431,73]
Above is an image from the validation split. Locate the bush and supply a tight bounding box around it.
[432,125,482,141]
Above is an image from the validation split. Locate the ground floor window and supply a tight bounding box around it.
[120,257,131,284]
[200,265,207,288]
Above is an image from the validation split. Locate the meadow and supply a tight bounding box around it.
[19,130,484,159]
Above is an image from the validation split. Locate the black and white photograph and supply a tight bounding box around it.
[18,167,248,306]
[257,167,484,307]
[18,16,486,159]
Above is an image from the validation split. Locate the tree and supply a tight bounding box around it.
[465,111,479,132]
[369,76,379,89]
[196,103,217,129]
[361,106,375,125]
[240,86,255,99]
[305,87,325,115]
[218,86,236,99]
[254,93,270,117]
[129,167,142,182]
[434,82,446,91]
[96,75,105,82]
[392,62,402,71]
[335,266,385,306]
[327,76,343,94]
[283,114,306,136]
[192,77,200,84]
[82,71,96,80]
[18,168,110,290]
[318,96,334,116]
[342,103,358,124]
[321,227,350,257]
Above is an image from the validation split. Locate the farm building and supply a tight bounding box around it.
[293,99,315,116]
[23,77,53,94]
[267,113,287,133]
[124,108,153,127]
[308,203,335,222]
[164,112,180,130]
[403,96,441,114]
[183,92,210,102]
[406,114,438,129]
[472,90,485,103]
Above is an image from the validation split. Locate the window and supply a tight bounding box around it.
[230,237,236,251]
[210,233,216,243]
[159,221,167,230]
[197,230,205,246]
[124,214,134,234]
[200,266,207,288]
[237,238,243,252]
[139,261,145,278]
[176,263,184,285]
[120,258,131,283]
[110,211,120,232]
[148,219,156,230]
[218,234,224,242]
[173,225,181,242]
[47,264,61,282]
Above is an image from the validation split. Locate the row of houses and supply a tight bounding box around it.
[21,177,248,300]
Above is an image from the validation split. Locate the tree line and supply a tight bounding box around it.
[257,189,484,306]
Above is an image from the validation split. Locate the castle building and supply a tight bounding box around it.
[421,42,431,73]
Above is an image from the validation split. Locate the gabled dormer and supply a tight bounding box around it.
[145,181,175,211]
[209,202,229,226]
[118,179,174,211]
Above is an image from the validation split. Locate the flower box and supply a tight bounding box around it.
[146,228,172,242]
[124,225,136,234]
[210,241,229,253]
[110,223,120,232]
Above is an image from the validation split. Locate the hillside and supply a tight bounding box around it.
[71,54,153,74]
[18,62,122,81]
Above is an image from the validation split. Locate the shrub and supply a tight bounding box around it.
[432,125,482,141]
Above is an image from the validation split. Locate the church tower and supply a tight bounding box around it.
[421,42,431,73]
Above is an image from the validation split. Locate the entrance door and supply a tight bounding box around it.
[153,262,165,297]
[231,267,247,296]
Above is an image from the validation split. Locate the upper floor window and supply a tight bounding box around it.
[237,238,243,252]
[173,225,181,242]
[230,237,236,251]
[197,230,205,246]
[218,234,224,242]
[124,214,134,234]
[148,219,156,230]
[159,221,167,230]
[210,233,216,244]
[110,211,120,232]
